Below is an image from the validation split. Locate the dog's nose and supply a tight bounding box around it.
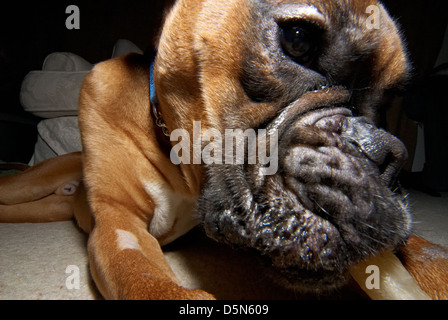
[341,117,408,187]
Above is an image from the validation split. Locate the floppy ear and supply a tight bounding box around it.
[397,236,448,300]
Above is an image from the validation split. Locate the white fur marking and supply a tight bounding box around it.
[143,181,198,246]
[116,229,140,251]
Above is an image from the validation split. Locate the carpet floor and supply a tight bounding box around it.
[1,189,446,300]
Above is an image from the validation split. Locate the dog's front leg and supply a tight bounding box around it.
[88,211,214,300]
[77,54,214,300]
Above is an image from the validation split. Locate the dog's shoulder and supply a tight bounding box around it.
[80,53,149,105]
[78,53,152,138]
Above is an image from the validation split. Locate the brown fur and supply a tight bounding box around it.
[398,236,448,300]
[0,152,82,223]
[78,53,212,299]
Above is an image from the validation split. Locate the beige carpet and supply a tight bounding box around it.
[0,189,447,300]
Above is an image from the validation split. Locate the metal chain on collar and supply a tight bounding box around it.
[150,54,170,137]
[152,102,170,136]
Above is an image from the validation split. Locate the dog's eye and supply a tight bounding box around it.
[279,22,321,65]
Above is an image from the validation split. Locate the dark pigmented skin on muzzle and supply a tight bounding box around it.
[183,0,413,294]
[198,89,411,292]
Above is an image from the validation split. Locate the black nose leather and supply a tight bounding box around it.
[341,117,408,187]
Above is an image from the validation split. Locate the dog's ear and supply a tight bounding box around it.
[396,236,448,300]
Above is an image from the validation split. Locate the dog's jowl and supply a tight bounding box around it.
[1,0,448,300]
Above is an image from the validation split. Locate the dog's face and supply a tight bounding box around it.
[156,0,411,291]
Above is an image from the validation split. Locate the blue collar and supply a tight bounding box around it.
[150,54,169,136]
[149,54,158,106]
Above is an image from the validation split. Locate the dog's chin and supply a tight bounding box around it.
[268,263,350,294]
[197,94,412,292]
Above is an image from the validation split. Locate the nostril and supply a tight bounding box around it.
[380,151,406,188]
[341,117,408,188]
[378,152,394,176]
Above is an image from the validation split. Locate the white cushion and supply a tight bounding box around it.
[30,117,82,165]
[112,39,144,58]
[43,52,93,71]
[20,71,89,118]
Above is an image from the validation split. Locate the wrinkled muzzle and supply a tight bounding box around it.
[198,89,412,291]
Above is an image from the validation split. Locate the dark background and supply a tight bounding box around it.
[1,0,447,191]
[0,0,167,162]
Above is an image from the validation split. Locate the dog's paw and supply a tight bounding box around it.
[155,286,215,300]
[158,281,215,300]
[117,285,215,300]
[182,288,216,300]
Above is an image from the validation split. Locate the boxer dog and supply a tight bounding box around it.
[1,0,447,299]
